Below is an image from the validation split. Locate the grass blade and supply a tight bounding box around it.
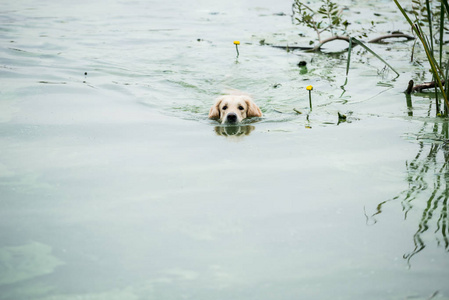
[445,58,449,115]
[425,0,433,54]
[346,37,352,77]
[442,0,449,20]
[434,73,440,114]
[440,4,444,67]
[415,22,449,108]
[415,22,444,78]
[351,37,400,77]
[393,0,449,111]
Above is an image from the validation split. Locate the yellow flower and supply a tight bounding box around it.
[234,41,240,45]
[306,85,313,91]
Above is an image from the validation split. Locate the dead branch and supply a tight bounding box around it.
[269,45,314,51]
[310,35,354,51]
[406,80,414,94]
[408,80,446,93]
[368,33,415,43]
[269,33,415,52]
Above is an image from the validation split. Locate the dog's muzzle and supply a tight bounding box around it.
[225,113,238,124]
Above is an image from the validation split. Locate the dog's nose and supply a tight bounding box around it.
[226,113,238,123]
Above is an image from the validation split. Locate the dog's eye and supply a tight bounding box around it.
[238,106,244,110]
[222,106,228,110]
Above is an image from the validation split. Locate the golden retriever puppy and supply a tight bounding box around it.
[208,95,262,124]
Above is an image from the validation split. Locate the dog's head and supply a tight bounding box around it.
[208,95,262,124]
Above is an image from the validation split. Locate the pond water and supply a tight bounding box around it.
[1,0,448,299]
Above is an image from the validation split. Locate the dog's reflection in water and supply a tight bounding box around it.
[214,125,255,138]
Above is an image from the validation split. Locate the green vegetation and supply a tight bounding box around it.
[293,0,350,44]
[292,0,401,81]
[291,0,449,117]
[291,1,449,262]
[394,0,449,116]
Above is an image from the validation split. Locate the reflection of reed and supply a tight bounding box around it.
[368,119,449,266]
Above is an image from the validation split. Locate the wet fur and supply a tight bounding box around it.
[208,95,262,124]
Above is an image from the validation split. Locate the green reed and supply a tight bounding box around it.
[394,0,449,116]
[345,37,399,78]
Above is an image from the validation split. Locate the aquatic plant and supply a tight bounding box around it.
[289,0,402,81]
[291,0,413,50]
[344,37,400,78]
[292,0,350,44]
[394,0,449,116]
[234,41,240,58]
[337,112,347,122]
[306,85,313,109]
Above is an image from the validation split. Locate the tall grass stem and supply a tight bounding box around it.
[393,0,449,112]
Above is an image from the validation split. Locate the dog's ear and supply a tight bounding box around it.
[209,97,223,120]
[244,97,262,118]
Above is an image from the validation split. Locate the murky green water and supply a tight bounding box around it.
[1,0,448,299]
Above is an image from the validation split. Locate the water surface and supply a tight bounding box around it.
[1,0,448,299]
